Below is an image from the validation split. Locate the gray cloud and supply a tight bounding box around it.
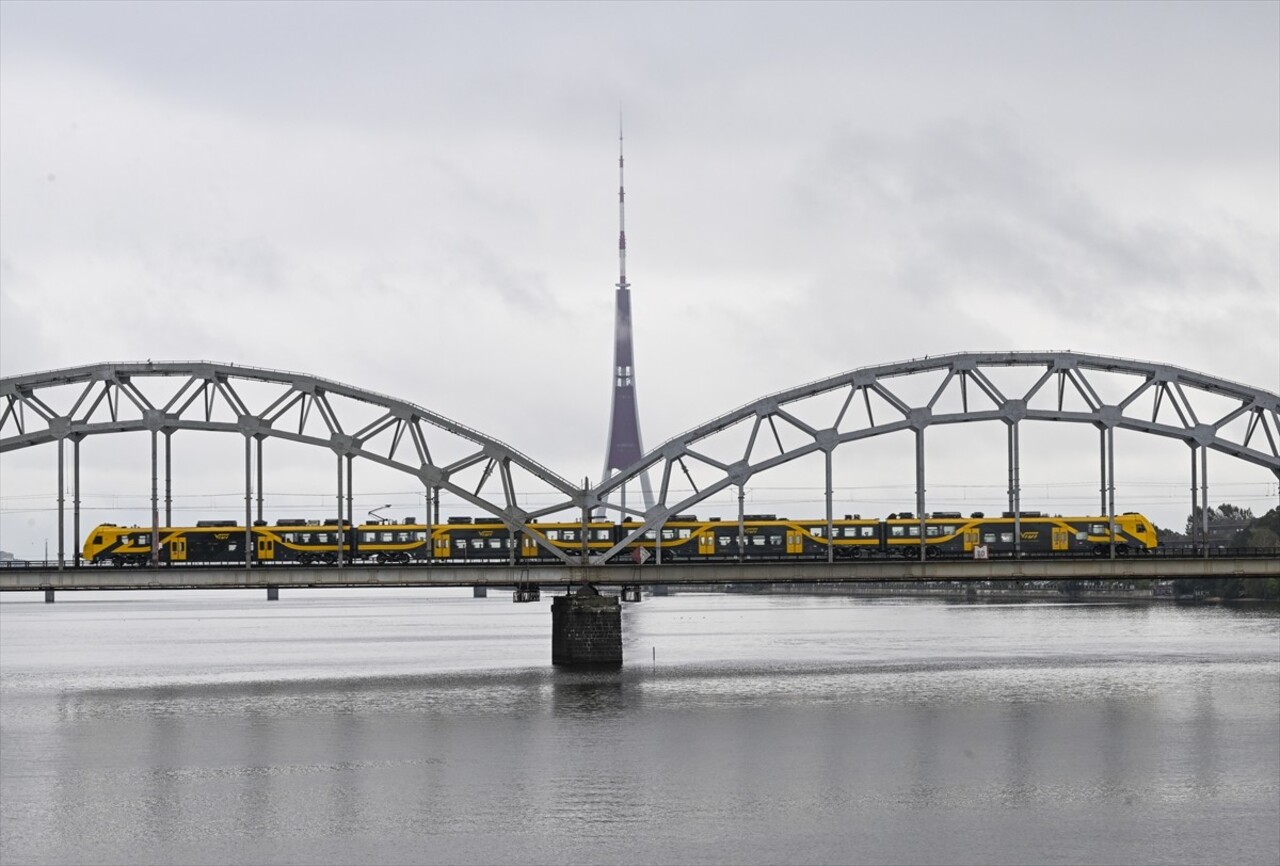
[1,1,1277,554]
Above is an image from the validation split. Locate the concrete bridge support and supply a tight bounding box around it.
[551,587,622,667]
[266,586,278,601]
[44,589,54,603]
[473,585,487,598]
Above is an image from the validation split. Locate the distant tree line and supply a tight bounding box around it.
[1160,505,1280,601]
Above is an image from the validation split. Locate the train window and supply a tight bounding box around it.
[1090,524,1106,535]
[860,526,876,538]
[719,536,732,546]
[751,536,766,546]
[228,542,239,552]
[471,539,484,549]
[662,529,675,540]
[317,533,330,543]
[678,529,692,539]
[1136,523,1147,533]
[812,527,825,538]
[547,530,560,541]
[283,533,295,544]
[926,526,939,537]
[563,530,577,542]
[397,533,411,543]
[890,526,905,537]
[943,525,956,535]
[1000,533,1014,543]
[1077,531,1088,540]
[983,533,997,543]
[488,539,502,549]
[908,526,920,537]
[594,529,611,541]
[769,535,782,545]
[644,530,656,540]
[455,539,467,548]
[378,532,391,543]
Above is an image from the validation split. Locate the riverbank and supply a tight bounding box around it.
[659,580,1235,603]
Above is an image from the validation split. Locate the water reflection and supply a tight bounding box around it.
[2,593,1277,866]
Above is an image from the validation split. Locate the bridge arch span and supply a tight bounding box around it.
[0,362,584,562]
[594,352,1280,563]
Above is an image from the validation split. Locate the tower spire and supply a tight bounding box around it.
[618,117,628,291]
[601,120,654,517]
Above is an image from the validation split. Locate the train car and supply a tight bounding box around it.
[805,515,883,558]
[82,520,358,565]
[263,519,356,564]
[879,511,1157,558]
[622,515,880,561]
[430,517,619,562]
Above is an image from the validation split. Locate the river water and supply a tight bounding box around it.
[1,589,1277,866]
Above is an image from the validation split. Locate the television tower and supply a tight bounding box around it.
[600,122,655,515]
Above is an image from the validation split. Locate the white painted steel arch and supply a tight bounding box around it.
[0,361,585,562]
[593,352,1280,562]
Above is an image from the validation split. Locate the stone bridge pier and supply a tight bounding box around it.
[550,585,622,666]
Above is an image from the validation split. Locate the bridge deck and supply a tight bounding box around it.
[1,557,1276,592]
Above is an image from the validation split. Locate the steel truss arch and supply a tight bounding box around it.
[594,351,1280,562]
[0,361,584,562]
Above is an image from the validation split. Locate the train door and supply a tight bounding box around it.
[521,534,539,558]
[256,536,275,561]
[1052,527,1070,551]
[434,533,452,559]
[698,532,716,556]
[169,536,187,562]
[963,528,980,553]
[786,530,804,555]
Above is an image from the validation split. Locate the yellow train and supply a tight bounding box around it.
[82,510,1158,565]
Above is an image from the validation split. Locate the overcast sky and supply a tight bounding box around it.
[1,1,1277,556]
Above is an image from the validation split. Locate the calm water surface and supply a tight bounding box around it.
[1,590,1277,866]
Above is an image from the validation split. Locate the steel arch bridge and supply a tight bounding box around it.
[2,353,1278,565]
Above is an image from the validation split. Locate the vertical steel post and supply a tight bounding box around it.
[150,430,159,567]
[915,428,926,561]
[1007,424,1016,516]
[1189,445,1199,549]
[256,437,265,524]
[1099,428,1107,516]
[1011,422,1021,559]
[244,435,253,570]
[424,485,434,560]
[738,485,746,562]
[1201,446,1209,559]
[1108,426,1116,560]
[336,453,344,568]
[345,454,353,543]
[57,437,65,570]
[581,480,590,563]
[825,449,834,564]
[72,437,80,568]
[164,430,173,528]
